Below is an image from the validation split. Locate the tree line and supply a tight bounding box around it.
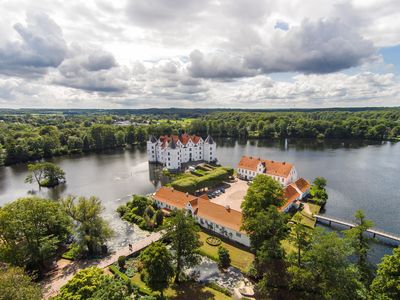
[1,108,399,166]
[190,109,400,140]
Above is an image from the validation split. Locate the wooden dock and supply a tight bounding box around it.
[315,214,400,244]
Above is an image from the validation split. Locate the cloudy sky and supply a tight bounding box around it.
[0,0,399,109]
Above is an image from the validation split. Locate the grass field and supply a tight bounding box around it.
[198,231,254,273]
[131,273,231,300]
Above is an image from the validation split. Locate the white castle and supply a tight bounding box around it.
[147,134,217,170]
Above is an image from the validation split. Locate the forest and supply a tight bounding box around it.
[0,107,399,166]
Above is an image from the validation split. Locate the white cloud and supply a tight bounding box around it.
[0,0,399,108]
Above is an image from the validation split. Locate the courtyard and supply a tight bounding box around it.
[209,179,249,212]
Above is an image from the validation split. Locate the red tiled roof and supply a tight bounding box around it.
[294,178,310,193]
[159,134,202,146]
[280,184,300,212]
[237,156,262,171]
[238,155,293,178]
[153,187,244,232]
[153,187,196,209]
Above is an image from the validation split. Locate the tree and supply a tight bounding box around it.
[136,127,147,144]
[166,210,202,283]
[0,197,71,273]
[25,162,66,188]
[288,229,366,300]
[140,242,175,296]
[91,276,131,300]
[0,266,42,300]
[218,246,231,269]
[310,177,328,207]
[288,215,311,267]
[345,210,374,285]
[155,209,164,227]
[370,247,400,300]
[241,174,285,221]
[61,196,113,256]
[54,267,130,300]
[125,126,135,145]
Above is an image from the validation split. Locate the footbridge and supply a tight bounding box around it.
[315,214,400,245]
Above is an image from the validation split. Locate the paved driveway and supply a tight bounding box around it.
[209,180,249,212]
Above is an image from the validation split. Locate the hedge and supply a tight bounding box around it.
[171,167,233,193]
[205,282,233,297]
[109,265,130,282]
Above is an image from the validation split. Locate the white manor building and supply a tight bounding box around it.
[237,155,298,186]
[152,187,251,247]
[147,134,217,170]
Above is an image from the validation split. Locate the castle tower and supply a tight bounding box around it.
[204,135,217,162]
[146,135,158,162]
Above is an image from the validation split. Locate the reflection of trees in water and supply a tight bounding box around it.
[214,137,385,152]
[214,138,236,147]
[148,163,167,188]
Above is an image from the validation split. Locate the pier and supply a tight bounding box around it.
[315,214,400,245]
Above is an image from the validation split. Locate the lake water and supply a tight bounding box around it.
[0,139,398,261]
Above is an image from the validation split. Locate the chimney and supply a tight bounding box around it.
[171,187,174,192]
[225,205,230,212]
[283,162,286,165]
[186,192,189,197]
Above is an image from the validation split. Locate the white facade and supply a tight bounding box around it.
[147,134,217,170]
[153,197,250,247]
[237,166,298,186]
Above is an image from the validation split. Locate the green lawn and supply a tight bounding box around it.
[131,273,231,300]
[198,231,254,273]
[291,203,321,228]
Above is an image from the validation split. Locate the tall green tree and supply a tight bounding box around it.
[166,210,202,283]
[0,266,42,300]
[0,197,71,273]
[370,247,400,300]
[140,242,175,297]
[25,162,66,188]
[288,215,311,267]
[345,210,374,285]
[288,229,366,300]
[241,174,285,221]
[61,196,113,256]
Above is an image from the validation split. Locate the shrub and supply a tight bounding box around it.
[62,243,81,260]
[109,265,129,282]
[118,255,126,269]
[218,246,231,269]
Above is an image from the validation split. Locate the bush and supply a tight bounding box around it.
[206,236,221,246]
[62,243,81,260]
[118,255,126,269]
[218,246,231,269]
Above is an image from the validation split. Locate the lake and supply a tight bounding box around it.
[0,139,398,261]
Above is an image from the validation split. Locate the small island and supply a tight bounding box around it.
[25,162,66,188]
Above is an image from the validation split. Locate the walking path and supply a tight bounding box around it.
[43,231,163,299]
